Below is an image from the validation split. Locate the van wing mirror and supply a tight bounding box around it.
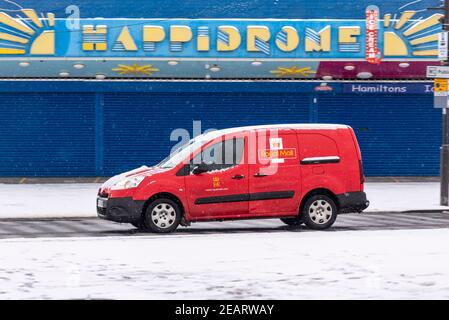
[192,163,209,175]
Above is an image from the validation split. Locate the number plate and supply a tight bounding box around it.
[97,198,107,208]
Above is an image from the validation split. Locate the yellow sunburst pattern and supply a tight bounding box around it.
[383,10,443,57]
[112,63,159,76]
[270,66,316,78]
[0,8,55,55]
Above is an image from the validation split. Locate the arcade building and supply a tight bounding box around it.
[0,0,443,177]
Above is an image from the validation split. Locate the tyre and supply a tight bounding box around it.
[302,194,337,230]
[280,217,303,226]
[143,198,181,233]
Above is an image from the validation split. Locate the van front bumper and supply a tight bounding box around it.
[336,192,369,213]
[97,196,145,223]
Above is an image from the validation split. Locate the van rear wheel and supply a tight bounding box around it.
[280,217,303,226]
[302,194,337,230]
[143,198,181,233]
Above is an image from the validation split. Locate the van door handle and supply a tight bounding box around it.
[254,173,268,178]
[231,174,245,180]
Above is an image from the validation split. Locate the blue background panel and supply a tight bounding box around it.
[0,81,441,177]
[0,92,96,176]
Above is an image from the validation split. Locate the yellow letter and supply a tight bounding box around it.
[339,26,360,44]
[275,26,299,52]
[305,26,331,52]
[247,26,271,54]
[338,26,361,52]
[197,26,210,51]
[113,26,137,51]
[217,26,241,51]
[170,25,192,51]
[143,26,165,52]
[82,25,107,51]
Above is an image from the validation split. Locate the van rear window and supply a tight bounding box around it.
[298,133,339,158]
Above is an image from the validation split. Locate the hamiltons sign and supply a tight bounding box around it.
[0,6,443,60]
[343,83,435,94]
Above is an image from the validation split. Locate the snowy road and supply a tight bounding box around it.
[1,228,449,299]
[2,182,447,219]
[2,213,449,299]
[0,212,449,239]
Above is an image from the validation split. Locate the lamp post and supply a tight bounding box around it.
[429,1,449,205]
[440,0,449,206]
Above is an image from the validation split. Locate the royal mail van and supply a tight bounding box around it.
[97,124,369,233]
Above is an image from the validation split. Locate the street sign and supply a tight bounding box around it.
[434,79,449,108]
[435,79,449,108]
[434,96,449,108]
[435,78,448,96]
[439,32,449,60]
[427,66,449,78]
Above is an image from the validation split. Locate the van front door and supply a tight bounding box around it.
[184,135,249,220]
[248,131,301,216]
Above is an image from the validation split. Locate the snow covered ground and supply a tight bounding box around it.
[0,182,447,219]
[0,228,449,299]
[366,182,448,212]
[0,183,98,218]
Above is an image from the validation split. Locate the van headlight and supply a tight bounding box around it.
[111,175,145,190]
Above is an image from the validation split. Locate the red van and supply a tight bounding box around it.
[97,124,369,233]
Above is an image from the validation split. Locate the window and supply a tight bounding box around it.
[192,137,244,171]
[298,133,339,158]
[158,137,207,169]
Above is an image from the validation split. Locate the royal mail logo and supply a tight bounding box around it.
[259,148,297,160]
[212,177,220,188]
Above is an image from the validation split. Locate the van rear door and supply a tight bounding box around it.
[297,131,345,195]
[347,127,365,190]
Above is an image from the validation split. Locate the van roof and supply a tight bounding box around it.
[200,124,349,140]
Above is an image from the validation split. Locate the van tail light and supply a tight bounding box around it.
[359,159,365,184]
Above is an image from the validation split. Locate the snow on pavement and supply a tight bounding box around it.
[364,182,448,212]
[0,183,99,218]
[0,182,447,219]
[0,228,448,299]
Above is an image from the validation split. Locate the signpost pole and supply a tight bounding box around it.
[442,105,449,206]
[441,0,449,206]
[428,1,449,205]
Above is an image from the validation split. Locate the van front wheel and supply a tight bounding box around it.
[302,194,337,230]
[143,198,181,233]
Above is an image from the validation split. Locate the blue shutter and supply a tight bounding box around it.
[0,93,96,176]
[316,94,440,176]
[0,88,439,177]
[103,92,311,175]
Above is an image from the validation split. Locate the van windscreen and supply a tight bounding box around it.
[158,138,206,169]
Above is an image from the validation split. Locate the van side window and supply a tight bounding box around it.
[192,138,244,171]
